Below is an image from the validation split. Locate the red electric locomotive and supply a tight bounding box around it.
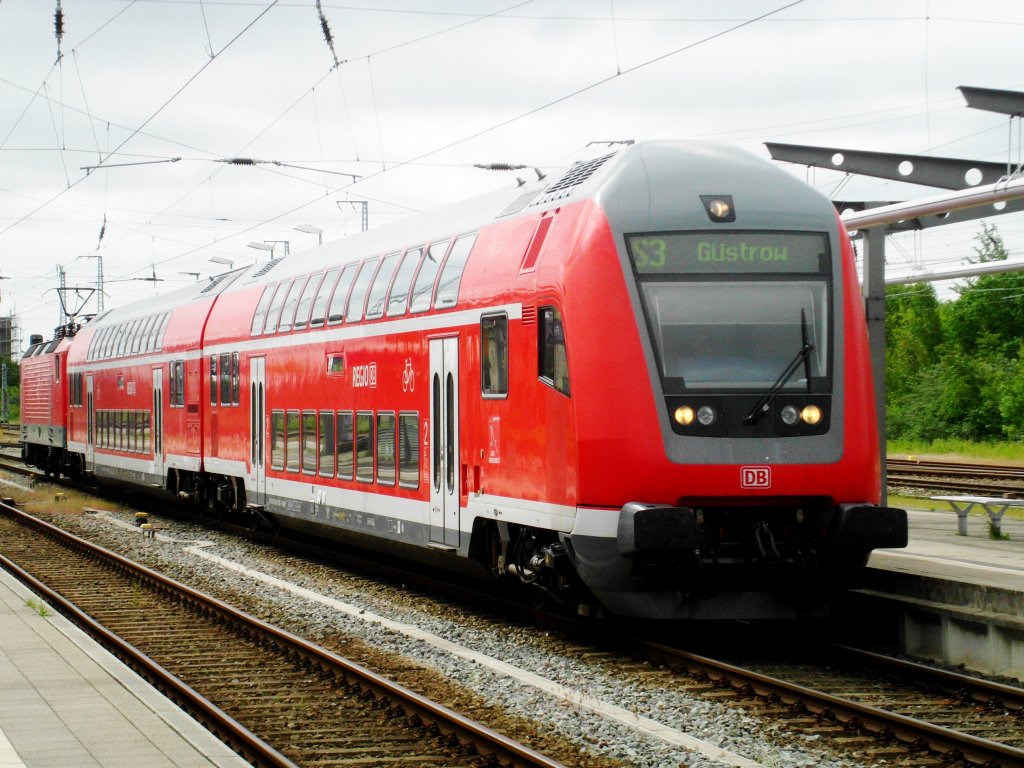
[23,141,906,620]
[20,331,72,476]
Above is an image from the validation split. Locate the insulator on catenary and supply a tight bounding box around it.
[221,157,260,165]
[474,163,527,171]
[54,1,65,58]
[316,0,341,67]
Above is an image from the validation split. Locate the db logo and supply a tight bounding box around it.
[740,466,772,489]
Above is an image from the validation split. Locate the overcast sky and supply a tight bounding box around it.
[2,0,1022,348]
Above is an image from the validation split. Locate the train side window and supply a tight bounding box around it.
[293,273,322,330]
[481,314,508,397]
[386,247,422,317]
[364,252,401,320]
[327,263,359,325]
[118,323,133,357]
[286,410,301,473]
[140,315,157,353]
[127,411,136,452]
[346,259,380,323]
[177,360,186,406]
[174,360,186,407]
[94,329,105,359]
[434,233,477,309]
[104,326,117,358]
[398,413,419,489]
[301,411,317,475]
[154,312,171,352]
[231,353,240,405]
[210,356,218,406]
[376,412,396,486]
[409,240,448,313]
[270,410,285,470]
[251,283,278,336]
[130,318,144,354]
[355,411,374,482]
[336,411,354,480]
[318,411,335,477]
[262,283,288,335]
[219,354,231,405]
[277,276,308,333]
[309,267,340,328]
[142,411,151,453]
[538,306,570,396]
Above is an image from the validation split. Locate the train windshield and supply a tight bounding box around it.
[627,231,831,392]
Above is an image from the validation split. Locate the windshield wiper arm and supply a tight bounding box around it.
[744,310,815,425]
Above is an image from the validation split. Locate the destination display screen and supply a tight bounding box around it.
[628,231,828,275]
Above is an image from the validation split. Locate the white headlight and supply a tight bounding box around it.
[696,405,717,426]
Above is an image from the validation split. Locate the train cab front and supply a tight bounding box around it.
[559,142,908,620]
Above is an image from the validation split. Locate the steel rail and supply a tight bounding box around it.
[834,645,1024,713]
[0,500,567,768]
[641,641,1024,768]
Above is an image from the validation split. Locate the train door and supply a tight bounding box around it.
[248,357,266,503]
[152,368,164,485]
[429,336,460,548]
[85,375,95,472]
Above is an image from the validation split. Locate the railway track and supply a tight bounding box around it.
[888,458,1024,496]
[5,452,1024,765]
[0,499,565,768]
[638,639,1024,767]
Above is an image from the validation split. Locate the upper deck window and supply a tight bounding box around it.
[251,283,278,336]
[276,276,308,333]
[309,267,340,328]
[262,282,289,335]
[364,252,401,320]
[434,233,477,309]
[346,258,380,323]
[409,240,448,314]
[386,247,423,317]
[327,263,359,325]
[293,273,322,330]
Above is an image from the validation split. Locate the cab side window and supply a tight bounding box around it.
[481,314,508,397]
[538,306,570,396]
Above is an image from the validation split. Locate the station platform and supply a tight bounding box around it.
[0,567,250,768]
[840,504,1024,680]
[869,505,1024,593]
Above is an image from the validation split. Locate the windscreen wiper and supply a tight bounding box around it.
[743,309,815,425]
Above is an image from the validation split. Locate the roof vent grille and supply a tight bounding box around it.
[529,152,616,208]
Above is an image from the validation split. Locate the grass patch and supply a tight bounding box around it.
[887,439,1024,465]
[25,598,51,617]
[17,487,100,516]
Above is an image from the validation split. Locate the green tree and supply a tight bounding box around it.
[885,282,942,397]
[944,223,1024,359]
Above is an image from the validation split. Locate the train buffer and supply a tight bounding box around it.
[932,495,1024,537]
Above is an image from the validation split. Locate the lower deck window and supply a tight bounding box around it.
[286,410,300,473]
[355,411,373,482]
[302,411,317,475]
[376,413,395,485]
[270,410,285,470]
[337,411,354,479]
[398,413,419,488]
[318,411,335,477]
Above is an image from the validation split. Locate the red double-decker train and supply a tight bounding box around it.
[20,141,906,620]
